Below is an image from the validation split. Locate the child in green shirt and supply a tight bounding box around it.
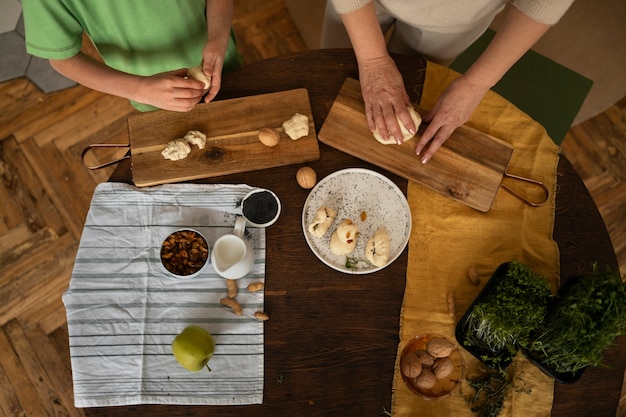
[23,0,243,112]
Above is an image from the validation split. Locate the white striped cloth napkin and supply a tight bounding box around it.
[63,182,265,407]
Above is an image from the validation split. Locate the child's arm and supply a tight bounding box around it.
[201,0,236,102]
[50,52,207,112]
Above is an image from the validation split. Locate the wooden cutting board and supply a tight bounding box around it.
[127,88,319,187]
[318,78,514,212]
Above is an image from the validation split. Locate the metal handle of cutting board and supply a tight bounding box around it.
[81,143,130,170]
[500,172,550,207]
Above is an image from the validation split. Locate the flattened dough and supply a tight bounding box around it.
[373,106,422,144]
[282,113,309,140]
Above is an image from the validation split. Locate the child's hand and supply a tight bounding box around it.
[137,68,206,112]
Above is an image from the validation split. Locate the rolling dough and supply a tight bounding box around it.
[186,65,211,90]
[373,106,421,145]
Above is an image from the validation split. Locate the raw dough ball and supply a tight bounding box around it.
[432,357,454,379]
[258,128,280,147]
[401,352,423,378]
[184,130,207,149]
[365,227,390,267]
[282,113,309,140]
[426,337,455,358]
[416,370,437,390]
[186,65,211,90]
[308,206,336,238]
[373,106,421,144]
[296,166,317,189]
[161,138,191,161]
[330,219,358,255]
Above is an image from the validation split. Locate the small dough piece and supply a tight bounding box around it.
[330,219,358,255]
[161,138,191,161]
[186,65,211,90]
[282,113,309,140]
[373,106,422,144]
[184,130,207,149]
[365,227,390,267]
[308,206,336,238]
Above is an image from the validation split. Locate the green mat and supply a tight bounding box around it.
[450,29,592,145]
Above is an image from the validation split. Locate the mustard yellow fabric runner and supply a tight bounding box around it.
[391,62,561,416]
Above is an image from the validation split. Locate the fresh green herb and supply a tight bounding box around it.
[464,364,529,417]
[345,257,370,270]
[463,261,551,367]
[528,264,626,376]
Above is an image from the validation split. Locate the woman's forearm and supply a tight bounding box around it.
[462,5,552,90]
[339,2,388,64]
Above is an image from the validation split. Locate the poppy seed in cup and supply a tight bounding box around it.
[243,191,279,225]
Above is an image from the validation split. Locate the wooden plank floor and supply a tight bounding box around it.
[0,1,624,416]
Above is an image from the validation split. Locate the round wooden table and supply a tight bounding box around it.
[101,49,622,417]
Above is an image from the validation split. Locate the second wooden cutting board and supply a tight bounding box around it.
[128,88,319,187]
[318,78,514,212]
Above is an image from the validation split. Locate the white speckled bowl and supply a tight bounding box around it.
[302,168,412,274]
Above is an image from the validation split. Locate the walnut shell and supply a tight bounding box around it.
[414,349,435,366]
[400,352,423,378]
[258,128,280,147]
[426,337,455,358]
[416,370,437,390]
[296,166,317,189]
[432,357,454,379]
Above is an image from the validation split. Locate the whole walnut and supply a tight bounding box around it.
[426,337,455,358]
[414,349,435,366]
[416,370,437,390]
[401,352,423,378]
[432,357,454,379]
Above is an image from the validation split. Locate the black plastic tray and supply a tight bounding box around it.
[455,262,516,369]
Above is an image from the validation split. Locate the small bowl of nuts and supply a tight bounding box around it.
[399,333,464,400]
[160,229,209,277]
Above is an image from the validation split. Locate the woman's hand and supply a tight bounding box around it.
[414,75,488,163]
[359,55,415,144]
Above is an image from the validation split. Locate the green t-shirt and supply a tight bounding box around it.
[22,0,243,111]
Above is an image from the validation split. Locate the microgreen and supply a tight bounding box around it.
[462,261,551,367]
[528,264,626,376]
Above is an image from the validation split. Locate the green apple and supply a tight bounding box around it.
[171,325,215,372]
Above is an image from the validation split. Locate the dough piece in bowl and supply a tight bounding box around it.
[184,130,207,149]
[373,106,421,144]
[282,113,309,140]
[330,219,358,255]
[365,227,390,267]
[308,206,337,238]
[161,138,191,161]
